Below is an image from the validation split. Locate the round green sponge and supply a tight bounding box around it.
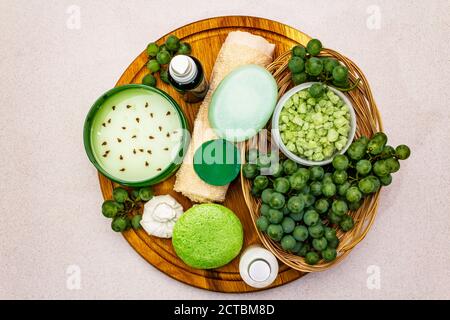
[172,204,244,269]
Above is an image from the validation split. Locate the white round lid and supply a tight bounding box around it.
[248,259,271,282]
[238,245,279,288]
[169,55,197,84]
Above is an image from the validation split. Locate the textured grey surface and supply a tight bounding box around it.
[0,0,449,299]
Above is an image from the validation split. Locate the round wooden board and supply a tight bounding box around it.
[98,16,312,293]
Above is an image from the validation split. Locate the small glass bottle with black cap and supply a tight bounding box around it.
[168,55,209,103]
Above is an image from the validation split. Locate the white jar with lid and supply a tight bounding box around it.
[239,245,279,288]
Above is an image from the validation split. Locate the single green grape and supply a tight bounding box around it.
[283,159,298,175]
[303,209,320,226]
[268,209,284,224]
[288,57,305,74]
[305,251,320,265]
[102,200,119,218]
[296,167,310,180]
[310,181,322,196]
[340,215,355,231]
[261,188,274,204]
[324,227,336,241]
[251,186,262,197]
[373,160,390,176]
[146,42,159,57]
[324,58,340,74]
[281,235,297,251]
[292,72,308,85]
[332,154,349,170]
[306,39,322,56]
[253,175,269,191]
[322,172,333,184]
[333,78,350,88]
[274,177,290,194]
[381,145,396,159]
[309,166,325,181]
[281,217,296,233]
[312,237,328,251]
[322,248,337,262]
[331,199,348,216]
[113,187,129,203]
[131,215,142,230]
[367,132,387,155]
[142,74,157,87]
[346,186,362,203]
[332,170,348,185]
[385,157,400,173]
[327,236,340,249]
[292,45,307,59]
[270,162,284,177]
[269,192,286,209]
[367,175,381,192]
[321,182,337,197]
[308,223,325,239]
[139,187,154,201]
[338,181,351,197]
[379,174,392,186]
[289,174,307,191]
[315,198,329,214]
[147,59,160,73]
[300,194,316,208]
[293,225,309,241]
[358,177,375,194]
[256,216,270,232]
[165,35,180,51]
[305,57,323,76]
[260,203,270,217]
[267,224,284,241]
[177,42,192,55]
[356,159,372,176]
[395,145,411,160]
[242,163,259,179]
[156,50,171,65]
[287,195,305,214]
[257,154,272,168]
[332,65,348,82]
[347,141,366,161]
[309,83,324,98]
[111,217,128,232]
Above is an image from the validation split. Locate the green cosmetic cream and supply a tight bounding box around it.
[85,85,188,186]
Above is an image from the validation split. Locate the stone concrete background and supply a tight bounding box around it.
[0,0,449,299]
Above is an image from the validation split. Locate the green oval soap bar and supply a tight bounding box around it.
[172,204,244,269]
[208,64,278,142]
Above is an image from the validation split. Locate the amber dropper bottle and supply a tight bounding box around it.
[168,55,209,103]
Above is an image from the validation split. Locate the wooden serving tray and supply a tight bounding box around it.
[98,16,312,293]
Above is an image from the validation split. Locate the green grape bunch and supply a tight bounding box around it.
[289,39,359,91]
[101,186,154,233]
[142,34,192,88]
[242,133,410,265]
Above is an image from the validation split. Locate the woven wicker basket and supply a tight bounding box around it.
[241,49,383,272]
